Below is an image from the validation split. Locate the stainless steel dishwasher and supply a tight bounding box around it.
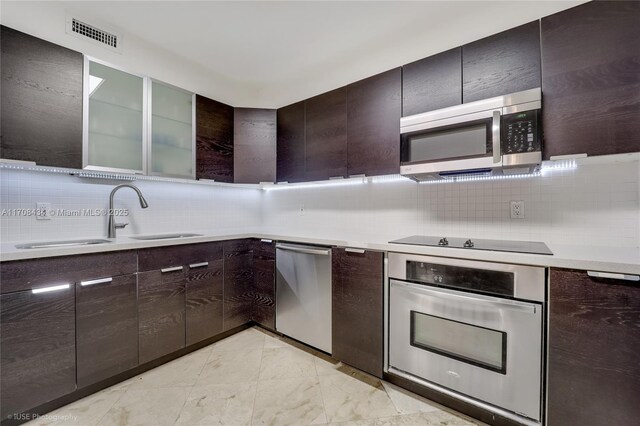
[276,242,332,353]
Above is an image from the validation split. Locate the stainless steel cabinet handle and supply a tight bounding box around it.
[261,239,273,243]
[161,266,184,273]
[492,110,501,164]
[345,248,365,254]
[189,262,208,269]
[587,271,639,282]
[31,283,70,294]
[80,277,113,287]
[276,244,330,256]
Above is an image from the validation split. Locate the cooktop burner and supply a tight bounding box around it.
[389,235,553,255]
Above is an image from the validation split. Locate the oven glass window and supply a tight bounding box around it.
[410,311,506,374]
[405,123,488,163]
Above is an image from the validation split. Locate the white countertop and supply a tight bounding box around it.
[1,232,639,274]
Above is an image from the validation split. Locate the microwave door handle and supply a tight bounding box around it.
[492,110,501,164]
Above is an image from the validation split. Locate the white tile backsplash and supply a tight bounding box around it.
[0,170,262,242]
[261,158,640,248]
[1,156,639,248]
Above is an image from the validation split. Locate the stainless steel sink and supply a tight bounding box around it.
[129,233,203,241]
[15,239,112,249]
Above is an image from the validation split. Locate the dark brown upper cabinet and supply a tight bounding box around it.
[0,26,83,168]
[304,87,348,180]
[548,268,640,426]
[195,94,234,182]
[402,48,462,116]
[234,108,277,184]
[462,21,541,103]
[76,273,138,388]
[223,239,254,331]
[332,248,384,378]
[347,68,402,176]
[277,101,306,183]
[541,1,640,159]
[252,239,276,330]
[1,286,76,421]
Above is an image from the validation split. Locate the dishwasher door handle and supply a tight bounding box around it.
[276,244,330,256]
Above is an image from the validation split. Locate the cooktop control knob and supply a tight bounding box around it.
[464,239,474,248]
[438,237,449,246]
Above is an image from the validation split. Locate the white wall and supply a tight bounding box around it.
[0,170,262,242]
[261,157,640,248]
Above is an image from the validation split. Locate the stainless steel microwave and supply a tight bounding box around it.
[400,88,542,181]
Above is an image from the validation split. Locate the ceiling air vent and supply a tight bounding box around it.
[65,14,122,53]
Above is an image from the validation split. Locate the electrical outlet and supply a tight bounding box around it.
[510,200,525,219]
[36,202,52,220]
[299,204,305,216]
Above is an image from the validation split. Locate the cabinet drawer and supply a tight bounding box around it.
[138,242,223,272]
[0,251,137,294]
[1,285,76,420]
[76,273,138,388]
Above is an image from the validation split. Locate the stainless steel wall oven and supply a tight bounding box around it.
[387,253,546,425]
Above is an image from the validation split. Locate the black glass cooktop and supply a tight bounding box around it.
[389,235,553,255]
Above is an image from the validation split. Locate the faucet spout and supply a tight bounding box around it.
[107,184,149,238]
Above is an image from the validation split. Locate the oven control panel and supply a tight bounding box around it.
[501,109,542,155]
[406,261,515,297]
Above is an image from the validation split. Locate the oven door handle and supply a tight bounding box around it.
[390,279,539,314]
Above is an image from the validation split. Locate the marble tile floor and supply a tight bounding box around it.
[25,327,485,426]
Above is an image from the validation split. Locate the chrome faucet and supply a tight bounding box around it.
[107,184,149,238]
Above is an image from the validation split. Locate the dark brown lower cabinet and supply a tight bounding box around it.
[138,268,186,364]
[186,259,224,345]
[76,274,138,388]
[1,285,76,420]
[252,239,276,330]
[548,268,640,426]
[223,239,254,331]
[332,248,384,377]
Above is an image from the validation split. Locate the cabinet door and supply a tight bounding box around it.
[541,1,640,159]
[305,88,347,181]
[276,101,306,183]
[1,26,83,168]
[223,239,254,331]
[548,269,640,426]
[85,60,145,173]
[331,248,384,377]
[76,274,138,388]
[402,48,462,116]
[195,94,234,182]
[462,21,541,103]
[138,268,186,364]
[150,81,194,178]
[186,259,224,345]
[253,239,276,330]
[234,108,277,184]
[347,68,401,177]
[1,285,75,420]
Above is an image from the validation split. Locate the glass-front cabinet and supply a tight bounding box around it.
[83,57,194,178]
[149,81,194,178]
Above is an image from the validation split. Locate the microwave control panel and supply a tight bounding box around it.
[501,109,542,154]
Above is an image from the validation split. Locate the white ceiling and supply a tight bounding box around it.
[2,1,586,108]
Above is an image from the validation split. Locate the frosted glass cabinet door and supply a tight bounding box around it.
[85,60,145,172]
[150,82,194,178]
